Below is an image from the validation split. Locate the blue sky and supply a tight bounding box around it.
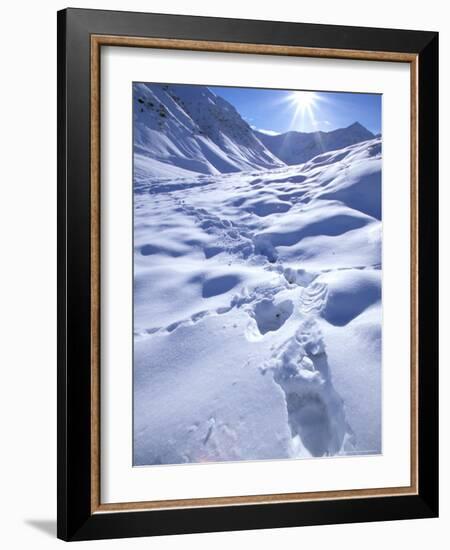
[212,86,381,135]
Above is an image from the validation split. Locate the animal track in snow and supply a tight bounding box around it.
[174,199,256,260]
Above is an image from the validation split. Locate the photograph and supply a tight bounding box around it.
[132,82,383,467]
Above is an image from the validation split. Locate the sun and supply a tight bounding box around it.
[283,90,323,131]
[291,91,317,110]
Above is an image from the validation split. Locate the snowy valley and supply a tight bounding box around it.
[133,83,382,466]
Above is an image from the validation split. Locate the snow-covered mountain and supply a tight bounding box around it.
[134,83,284,178]
[255,122,375,165]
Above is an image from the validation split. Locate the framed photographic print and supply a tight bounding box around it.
[57,8,439,541]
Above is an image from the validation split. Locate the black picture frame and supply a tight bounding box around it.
[57,7,438,541]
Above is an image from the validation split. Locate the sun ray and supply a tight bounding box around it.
[281,91,327,132]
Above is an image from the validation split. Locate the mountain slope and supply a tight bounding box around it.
[255,122,375,165]
[134,83,284,177]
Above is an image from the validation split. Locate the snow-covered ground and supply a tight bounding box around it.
[133,84,382,466]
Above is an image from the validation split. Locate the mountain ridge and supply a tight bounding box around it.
[134,83,284,178]
[255,122,375,165]
[134,83,377,177]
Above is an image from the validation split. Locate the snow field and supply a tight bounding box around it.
[134,136,382,465]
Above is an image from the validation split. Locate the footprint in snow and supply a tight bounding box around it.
[265,315,354,457]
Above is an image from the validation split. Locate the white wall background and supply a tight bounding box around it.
[0,1,446,548]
